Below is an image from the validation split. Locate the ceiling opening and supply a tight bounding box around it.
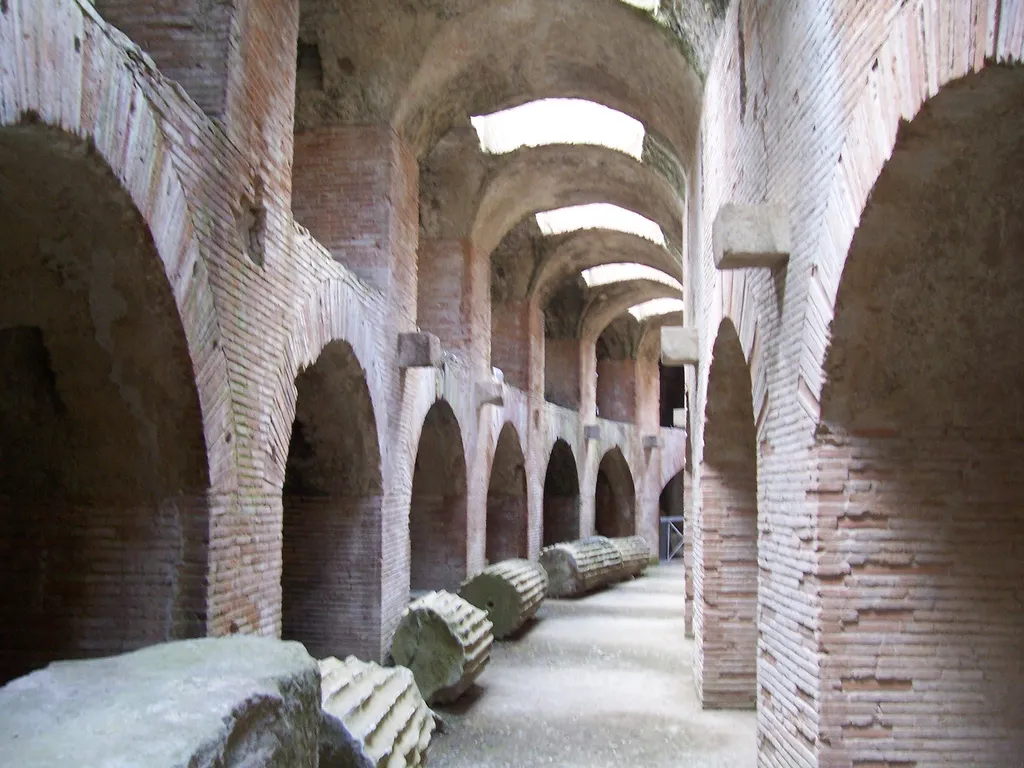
[470,99,645,159]
[535,203,665,245]
[582,263,682,290]
[628,297,685,321]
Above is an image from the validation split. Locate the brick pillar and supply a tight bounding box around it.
[693,461,758,708]
[492,300,543,396]
[683,469,693,637]
[292,126,418,325]
[596,359,636,422]
[580,339,598,421]
[418,238,489,373]
[635,349,660,434]
[544,338,581,408]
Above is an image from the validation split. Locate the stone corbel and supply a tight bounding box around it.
[713,203,791,270]
[397,332,442,369]
[660,326,698,367]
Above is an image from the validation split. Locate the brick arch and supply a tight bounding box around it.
[542,438,581,546]
[594,447,636,538]
[812,64,1024,765]
[0,124,216,684]
[798,0,1024,420]
[0,2,234,491]
[0,6,235,682]
[470,143,684,261]
[392,0,702,161]
[485,421,529,563]
[280,337,383,662]
[530,230,681,308]
[410,400,469,592]
[693,318,757,710]
[268,277,389,488]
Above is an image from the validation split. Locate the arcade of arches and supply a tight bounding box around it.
[3,0,1023,764]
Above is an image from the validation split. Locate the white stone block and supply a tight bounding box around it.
[661,326,698,366]
[398,332,442,368]
[713,204,791,269]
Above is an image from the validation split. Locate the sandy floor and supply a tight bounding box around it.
[429,563,757,768]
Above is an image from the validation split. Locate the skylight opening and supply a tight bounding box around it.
[582,263,682,291]
[619,0,660,11]
[470,99,645,159]
[535,204,665,245]
[628,298,685,321]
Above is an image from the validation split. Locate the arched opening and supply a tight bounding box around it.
[485,423,528,563]
[282,341,382,661]
[815,66,1024,764]
[0,127,210,684]
[410,402,468,592]
[595,448,635,537]
[695,319,757,709]
[542,440,580,547]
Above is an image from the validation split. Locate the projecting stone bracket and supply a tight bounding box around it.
[660,326,698,367]
[672,408,687,428]
[713,203,791,270]
[642,435,663,450]
[475,379,504,408]
[398,332,442,368]
[584,424,602,441]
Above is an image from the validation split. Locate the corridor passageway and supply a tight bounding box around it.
[431,564,756,767]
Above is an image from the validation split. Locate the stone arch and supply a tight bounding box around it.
[543,439,581,547]
[595,447,636,538]
[281,339,383,661]
[486,422,529,563]
[813,65,1024,765]
[694,318,757,709]
[409,400,468,592]
[392,0,702,161]
[0,126,212,683]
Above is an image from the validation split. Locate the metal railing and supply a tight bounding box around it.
[659,515,684,562]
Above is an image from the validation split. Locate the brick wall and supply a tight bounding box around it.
[93,0,236,116]
[418,238,490,374]
[544,338,581,409]
[491,300,533,392]
[0,496,208,685]
[815,433,1024,765]
[596,359,636,423]
[292,126,419,323]
[281,496,381,661]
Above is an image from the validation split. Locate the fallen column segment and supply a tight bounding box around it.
[319,655,434,768]
[391,591,493,705]
[0,637,320,768]
[539,536,623,597]
[609,536,652,580]
[458,559,548,639]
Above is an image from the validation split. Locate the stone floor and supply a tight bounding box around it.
[430,563,757,768]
